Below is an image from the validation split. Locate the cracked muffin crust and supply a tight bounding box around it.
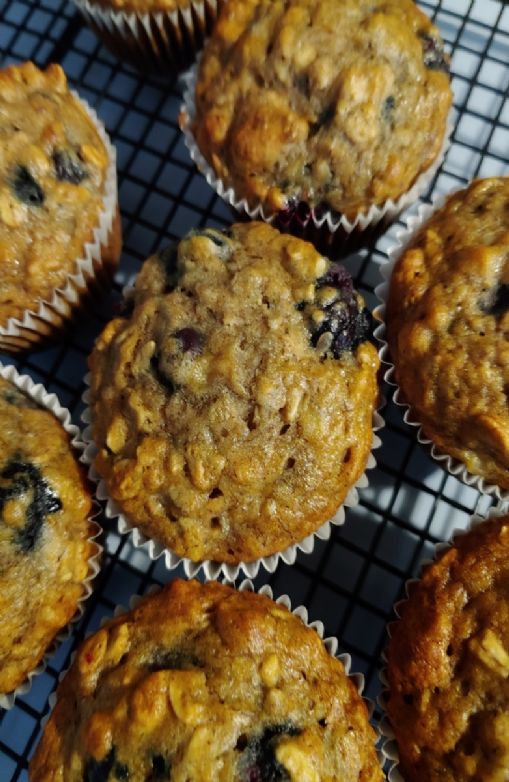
[386,515,509,782]
[30,579,383,782]
[88,222,379,563]
[0,61,120,329]
[191,0,452,221]
[386,177,509,490]
[0,376,94,695]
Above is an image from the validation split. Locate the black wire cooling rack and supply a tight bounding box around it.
[1,0,508,777]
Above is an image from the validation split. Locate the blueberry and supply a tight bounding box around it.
[317,263,353,295]
[1,388,40,409]
[12,165,45,207]
[309,103,335,136]
[418,32,450,73]
[84,749,115,782]
[312,300,373,359]
[301,264,373,358]
[155,245,180,293]
[382,95,396,122]
[148,754,171,780]
[480,283,509,317]
[278,199,312,228]
[174,327,204,355]
[114,763,129,780]
[150,353,175,394]
[237,724,300,782]
[187,228,233,260]
[148,647,202,672]
[0,459,62,553]
[52,149,87,184]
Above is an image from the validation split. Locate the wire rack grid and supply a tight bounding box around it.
[0,0,508,777]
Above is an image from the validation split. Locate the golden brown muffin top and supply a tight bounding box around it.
[192,0,452,220]
[386,516,509,782]
[0,61,109,325]
[30,579,383,782]
[88,222,379,563]
[386,177,509,490]
[0,376,93,694]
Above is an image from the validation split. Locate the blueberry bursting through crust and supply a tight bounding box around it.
[0,458,62,552]
[236,724,301,782]
[298,263,373,359]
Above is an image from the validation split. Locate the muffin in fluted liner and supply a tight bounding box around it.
[82,221,383,580]
[179,0,452,255]
[379,506,509,782]
[72,0,225,73]
[0,61,121,353]
[375,177,509,501]
[30,578,384,781]
[0,362,102,710]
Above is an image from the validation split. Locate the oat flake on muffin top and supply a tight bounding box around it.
[88,222,379,563]
[192,0,452,220]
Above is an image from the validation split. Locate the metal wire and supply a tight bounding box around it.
[0,0,508,777]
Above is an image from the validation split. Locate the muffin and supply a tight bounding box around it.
[182,0,452,249]
[30,578,383,782]
[0,61,120,352]
[384,177,509,492]
[0,370,96,700]
[385,514,509,782]
[87,222,380,565]
[72,0,225,73]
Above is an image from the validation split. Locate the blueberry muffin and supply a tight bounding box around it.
[0,375,94,696]
[0,61,120,350]
[190,0,452,222]
[386,515,509,782]
[88,222,379,563]
[30,579,383,782]
[385,178,509,490]
[73,0,225,72]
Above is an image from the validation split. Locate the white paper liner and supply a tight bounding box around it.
[374,189,509,503]
[41,577,384,778]
[72,0,223,70]
[179,60,453,250]
[0,89,119,354]
[378,503,509,782]
[0,362,102,710]
[81,369,384,580]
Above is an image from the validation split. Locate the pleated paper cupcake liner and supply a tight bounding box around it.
[0,91,120,354]
[81,372,384,581]
[72,0,224,73]
[179,60,453,257]
[374,191,509,503]
[0,362,102,710]
[378,504,508,782]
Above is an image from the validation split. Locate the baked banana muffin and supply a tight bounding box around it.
[30,579,383,782]
[386,515,509,782]
[189,0,452,223]
[385,177,509,490]
[0,375,94,696]
[0,61,120,351]
[73,0,225,72]
[88,222,380,564]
